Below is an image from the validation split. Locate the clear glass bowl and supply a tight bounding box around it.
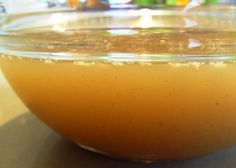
[0,0,236,162]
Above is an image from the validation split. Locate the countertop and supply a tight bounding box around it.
[1,70,236,168]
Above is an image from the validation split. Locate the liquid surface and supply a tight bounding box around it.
[2,28,236,61]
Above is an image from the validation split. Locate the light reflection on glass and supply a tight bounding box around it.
[182,0,202,13]
[107,29,138,35]
[184,17,197,28]
[137,8,154,28]
[188,39,202,48]
[50,13,67,32]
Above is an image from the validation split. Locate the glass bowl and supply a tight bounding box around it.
[0,0,236,162]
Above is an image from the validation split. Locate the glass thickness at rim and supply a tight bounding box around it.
[0,6,236,62]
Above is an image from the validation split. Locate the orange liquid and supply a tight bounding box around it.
[1,23,236,160]
[1,56,236,160]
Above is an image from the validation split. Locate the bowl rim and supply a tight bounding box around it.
[0,6,236,62]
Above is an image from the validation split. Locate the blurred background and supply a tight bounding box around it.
[0,0,235,14]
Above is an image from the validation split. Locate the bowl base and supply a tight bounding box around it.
[76,142,158,163]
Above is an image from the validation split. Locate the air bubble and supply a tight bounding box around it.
[126,61,135,65]
[73,61,95,66]
[17,56,23,60]
[70,48,78,52]
[209,62,226,68]
[44,59,54,64]
[190,62,205,70]
[7,56,13,60]
[112,62,124,66]
[168,63,190,68]
[168,62,205,69]
[160,40,167,45]
[47,45,55,50]
[139,62,152,66]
